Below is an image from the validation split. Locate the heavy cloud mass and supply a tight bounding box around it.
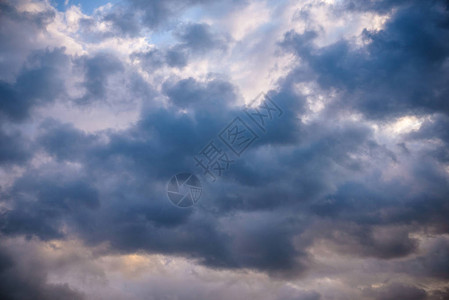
[0,0,449,299]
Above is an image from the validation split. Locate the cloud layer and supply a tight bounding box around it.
[1,0,449,299]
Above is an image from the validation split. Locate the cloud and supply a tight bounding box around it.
[131,48,188,70]
[75,52,124,104]
[0,125,31,166]
[363,282,427,300]
[0,164,100,240]
[131,22,230,71]
[0,244,84,300]
[0,48,69,121]
[0,1,56,80]
[1,0,449,299]
[174,22,230,54]
[280,0,449,119]
[397,237,449,280]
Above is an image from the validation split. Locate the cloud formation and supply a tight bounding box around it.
[0,0,448,299]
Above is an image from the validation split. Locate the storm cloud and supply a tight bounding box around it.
[0,0,448,299]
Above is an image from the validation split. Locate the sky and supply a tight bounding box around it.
[0,0,449,299]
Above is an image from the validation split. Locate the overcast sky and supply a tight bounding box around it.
[1,0,449,299]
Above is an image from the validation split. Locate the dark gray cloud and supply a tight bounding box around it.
[343,0,415,14]
[131,22,230,71]
[0,166,100,240]
[0,48,69,121]
[77,4,142,41]
[397,238,449,280]
[38,119,100,162]
[2,73,448,280]
[408,114,449,164]
[0,125,30,165]
[0,1,55,80]
[1,0,449,298]
[163,77,237,109]
[0,245,84,300]
[281,0,449,119]
[75,52,124,104]
[429,288,449,300]
[0,69,312,276]
[276,287,321,300]
[125,0,244,30]
[174,22,229,54]
[131,47,188,70]
[363,282,427,300]
[101,6,142,37]
[86,0,247,37]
